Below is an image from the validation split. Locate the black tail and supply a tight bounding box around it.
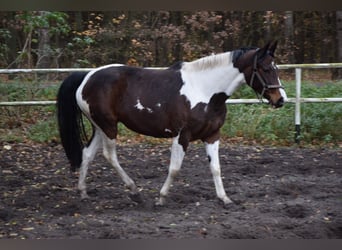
[57,72,88,172]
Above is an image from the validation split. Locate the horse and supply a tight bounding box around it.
[57,41,287,206]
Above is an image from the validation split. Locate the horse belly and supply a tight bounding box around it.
[118,110,179,138]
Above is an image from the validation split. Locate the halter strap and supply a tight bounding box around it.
[248,54,284,101]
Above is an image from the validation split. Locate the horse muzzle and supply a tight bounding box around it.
[270,96,284,108]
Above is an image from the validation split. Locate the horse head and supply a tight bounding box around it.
[234,41,287,108]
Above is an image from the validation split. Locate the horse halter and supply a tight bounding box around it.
[248,52,284,100]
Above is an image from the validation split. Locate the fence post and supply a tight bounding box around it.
[295,68,302,144]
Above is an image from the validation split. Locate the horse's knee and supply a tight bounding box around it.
[102,144,115,161]
[102,148,110,160]
[170,168,179,178]
[210,164,221,177]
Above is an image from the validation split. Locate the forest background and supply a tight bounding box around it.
[0,11,341,146]
[0,11,342,78]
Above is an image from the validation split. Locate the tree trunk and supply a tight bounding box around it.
[284,11,295,63]
[335,11,342,79]
[36,11,51,68]
[264,11,272,42]
[74,11,83,31]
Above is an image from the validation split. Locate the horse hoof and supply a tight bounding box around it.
[129,193,143,204]
[155,197,166,207]
[222,196,233,205]
[218,197,234,208]
[80,193,90,201]
[222,201,236,209]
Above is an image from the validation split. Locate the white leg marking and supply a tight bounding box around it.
[205,141,232,204]
[102,135,137,193]
[78,129,102,199]
[157,135,185,205]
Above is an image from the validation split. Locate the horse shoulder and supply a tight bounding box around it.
[185,93,228,141]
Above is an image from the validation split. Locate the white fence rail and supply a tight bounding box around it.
[1,98,341,107]
[1,64,342,143]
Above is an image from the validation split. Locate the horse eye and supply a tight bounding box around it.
[263,63,277,72]
[262,67,271,72]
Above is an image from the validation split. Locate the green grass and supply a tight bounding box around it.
[224,81,342,146]
[0,81,59,101]
[0,80,341,146]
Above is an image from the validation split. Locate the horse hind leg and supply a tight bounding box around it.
[101,133,141,203]
[78,128,102,199]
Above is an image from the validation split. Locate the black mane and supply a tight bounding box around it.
[232,47,258,64]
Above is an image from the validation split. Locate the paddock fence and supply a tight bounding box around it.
[1,63,342,143]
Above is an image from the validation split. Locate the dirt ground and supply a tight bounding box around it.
[0,141,341,239]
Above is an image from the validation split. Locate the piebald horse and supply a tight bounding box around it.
[57,41,287,206]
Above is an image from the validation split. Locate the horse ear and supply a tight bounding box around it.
[256,41,271,59]
[269,40,278,55]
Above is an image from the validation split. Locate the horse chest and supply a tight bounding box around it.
[187,94,228,141]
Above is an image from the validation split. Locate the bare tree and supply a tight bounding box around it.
[36,11,51,68]
[336,11,342,79]
[284,11,294,63]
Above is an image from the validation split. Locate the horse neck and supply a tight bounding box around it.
[180,52,246,107]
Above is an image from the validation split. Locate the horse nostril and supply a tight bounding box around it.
[276,97,284,108]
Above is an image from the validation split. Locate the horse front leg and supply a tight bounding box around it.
[157,135,186,206]
[205,140,232,205]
